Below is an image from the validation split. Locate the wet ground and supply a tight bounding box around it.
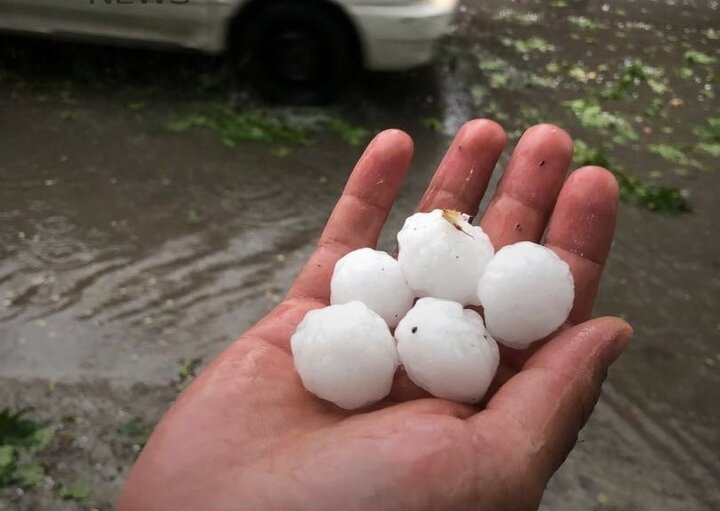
[1,0,719,509]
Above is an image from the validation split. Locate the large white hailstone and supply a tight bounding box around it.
[330,248,414,328]
[397,209,494,305]
[290,301,398,410]
[477,241,574,350]
[395,298,499,404]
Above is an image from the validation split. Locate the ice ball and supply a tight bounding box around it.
[330,248,414,327]
[397,209,494,305]
[290,301,398,410]
[477,241,574,349]
[395,297,499,404]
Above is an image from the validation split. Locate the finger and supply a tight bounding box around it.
[498,166,619,370]
[479,124,572,249]
[287,129,413,302]
[545,166,619,324]
[417,119,506,215]
[471,317,633,486]
[388,120,505,402]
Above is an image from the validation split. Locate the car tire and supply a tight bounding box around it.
[243,2,357,104]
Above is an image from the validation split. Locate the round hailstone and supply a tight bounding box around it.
[330,248,414,328]
[395,297,499,404]
[477,241,574,350]
[290,301,398,410]
[397,209,494,305]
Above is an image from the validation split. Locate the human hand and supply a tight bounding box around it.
[118,122,633,511]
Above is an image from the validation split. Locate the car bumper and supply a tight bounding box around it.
[346,0,458,71]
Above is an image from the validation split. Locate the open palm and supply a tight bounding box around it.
[119,122,632,511]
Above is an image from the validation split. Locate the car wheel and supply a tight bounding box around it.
[244,3,357,104]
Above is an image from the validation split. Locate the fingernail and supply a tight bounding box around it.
[608,321,634,363]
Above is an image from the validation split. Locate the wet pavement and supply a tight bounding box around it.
[1,0,719,509]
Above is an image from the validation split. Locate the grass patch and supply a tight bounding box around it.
[0,408,54,488]
[117,417,152,449]
[648,143,701,169]
[600,61,668,100]
[683,50,716,65]
[420,117,444,133]
[167,106,370,149]
[177,357,203,384]
[567,16,603,30]
[565,99,638,145]
[58,482,91,501]
[500,36,554,54]
[166,107,311,147]
[574,141,690,213]
[325,117,369,146]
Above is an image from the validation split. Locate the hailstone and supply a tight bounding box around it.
[290,301,398,410]
[330,248,414,327]
[395,297,499,404]
[477,241,574,350]
[397,209,494,305]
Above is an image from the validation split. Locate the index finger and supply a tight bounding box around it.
[479,124,572,248]
[287,129,414,302]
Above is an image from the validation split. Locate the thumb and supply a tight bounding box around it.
[471,317,633,489]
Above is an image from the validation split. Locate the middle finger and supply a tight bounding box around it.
[479,124,573,249]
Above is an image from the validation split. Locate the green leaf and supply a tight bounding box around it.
[697,142,720,157]
[420,117,444,133]
[501,36,554,53]
[545,61,561,74]
[271,146,291,157]
[599,60,667,100]
[0,446,14,469]
[694,118,720,143]
[648,144,697,166]
[645,98,665,118]
[650,144,680,160]
[325,118,368,146]
[684,50,716,65]
[491,10,540,25]
[647,78,668,95]
[569,66,594,83]
[478,57,508,72]
[14,463,45,488]
[117,417,152,448]
[27,426,54,452]
[528,74,554,88]
[58,109,83,121]
[565,99,638,144]
[568,16,601,29]
[165,107,312,146]
[614,168,690,213]
[675,67,694,79]
[1,408,42,447]
[126,100,147,112]
[177,357,203,383]
[573,140,611,168]
[59,482,91,501]
[470,84,487,101]
[573,141,690,213]
[489,72,509,88]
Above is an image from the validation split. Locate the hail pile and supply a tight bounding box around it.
[291,209,574,410]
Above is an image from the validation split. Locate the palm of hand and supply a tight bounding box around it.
[119,122,632,511]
